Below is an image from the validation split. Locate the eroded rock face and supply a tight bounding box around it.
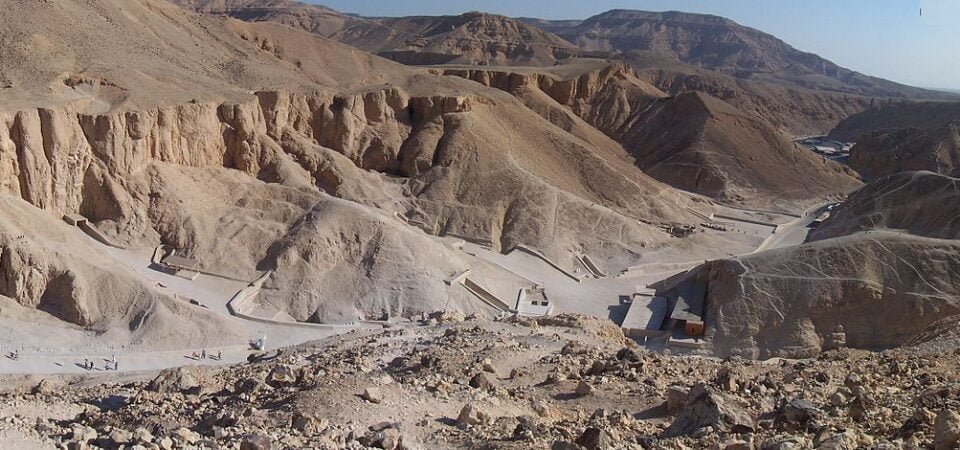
[848,123,960,180]
[810,171,960,242]
[698,232,960,359]
[0,243,89,324]
[0,87,468,216]
[443,62,862,207]
[663,383,754,437]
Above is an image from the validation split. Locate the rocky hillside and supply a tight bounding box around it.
[830,100,960,141]
[333,12,579,66]
[848,123,960,179]
[694,231,960,359]
[674,170,960,359]
[810,171,960,241]
[169,0,364,35]
[625,50,878,136]
[172,1,579,66]
[5,313,960,449]
[442,60,862,208]
[830,101,960,179]
[171,2,958,136]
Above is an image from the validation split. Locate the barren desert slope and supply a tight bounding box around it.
[0,0,727,344]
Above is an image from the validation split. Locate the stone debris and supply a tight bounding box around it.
[2,314,959,449]
[361,387,385,404]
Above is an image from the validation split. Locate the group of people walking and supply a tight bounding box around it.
[81,355,118,371]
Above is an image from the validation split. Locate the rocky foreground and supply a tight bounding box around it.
[2,313,960,449]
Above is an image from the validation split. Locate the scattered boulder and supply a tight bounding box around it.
[148,366,206,394]
[760,435,812,450]
[576,427,615,450]
[172,427,201,445]
[575,380,594,397]
[935,409,960,450]
[32,379,57,396]
[715,366,745,392]
[361,387,385,404]
[780,399,820,427]
[132,427,154,445]
[561,341,590,355]
[376,428,402,449]
[815,429,859,449]
[240,433,272,450]
[292,412,327,433]
[721,440,753,450]
[663,383,755,438]
[552,441,587,450]
[482,358,497,374]
[69,424,97,443]
[109,429,132,445]
[469,373,494,391]
[266,364,299,387]
[428,310,465,324]
[666,385,690,415]
[456,403,491,427]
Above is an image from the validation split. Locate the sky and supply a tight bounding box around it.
[313,0,960,90]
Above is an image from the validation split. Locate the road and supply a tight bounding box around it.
[754,202,834,253]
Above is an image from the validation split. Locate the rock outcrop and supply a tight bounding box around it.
[696,232,960,358]
[847,123,960,179]
[811,171,960,242]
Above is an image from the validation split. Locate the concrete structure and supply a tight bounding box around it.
[668,282,706,335]
[460,277,513,312]
[577,254,607,278]
[515,286,552,316]
[63,214,124,248]
[63,214,86,226]
[161,254,201,280]
[621,293,670,342]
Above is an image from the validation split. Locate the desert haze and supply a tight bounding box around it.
[0,0,959,449]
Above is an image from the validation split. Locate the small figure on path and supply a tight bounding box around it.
[201,349,206,360]
[217,350,222,360]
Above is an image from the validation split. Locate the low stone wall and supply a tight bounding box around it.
[460,278,513,312]
[514,245,583,282]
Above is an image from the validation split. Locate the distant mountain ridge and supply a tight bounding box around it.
[521,9,951,100]
[171,1,953,100]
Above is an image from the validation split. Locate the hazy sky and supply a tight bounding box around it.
[314,0,960,90]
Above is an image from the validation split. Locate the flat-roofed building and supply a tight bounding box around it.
[161,254,201,280]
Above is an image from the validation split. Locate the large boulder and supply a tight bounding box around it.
[147,366,208,395]
[663,383,755,438]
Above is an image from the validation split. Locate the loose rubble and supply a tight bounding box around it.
[1,313,959,449]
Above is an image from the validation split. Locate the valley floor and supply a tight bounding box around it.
[0,201,831,377]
